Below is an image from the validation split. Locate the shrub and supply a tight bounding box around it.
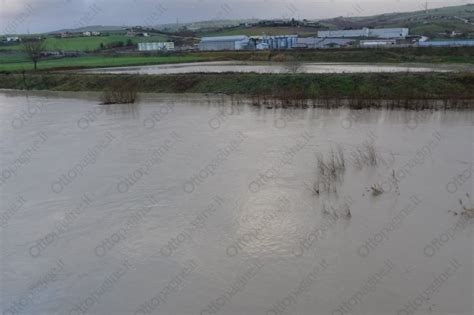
[101,79,138,104]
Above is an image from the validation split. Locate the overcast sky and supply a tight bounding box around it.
[1,0,472,34]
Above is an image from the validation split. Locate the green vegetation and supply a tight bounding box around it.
[1,72,472,105]
[1,47,473,72]
[197,47,474,64]
[0,55,207,71]
[1,35,168,52]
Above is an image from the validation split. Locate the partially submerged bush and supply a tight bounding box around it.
[371,184,384,196]
[314,145,346,194]
[101,79,139,104]
[352,143,378,169]
[459,194,474,217]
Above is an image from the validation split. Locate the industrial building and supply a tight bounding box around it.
[198,36,250,51]
[360,39,397,47]
[417,40,474,47]
[4,36,21,42]
[296,37,355,49]
[83,31,101,36]
[138,42,175,51]
[256,35,298,50]
[318,27,409,39]
[198,35,299,51]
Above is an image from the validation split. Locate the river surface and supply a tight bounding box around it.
[80,61,459,75]
[0,90,473,315]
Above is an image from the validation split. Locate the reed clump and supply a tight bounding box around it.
[314,145,346,194]
[101,79,139,105]
[352,143,378,170]
[459,194,474,217]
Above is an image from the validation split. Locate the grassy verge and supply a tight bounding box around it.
[1,72,473,102]
[198,47,474,63]
[0,55,209,72]
[1,47,473,72]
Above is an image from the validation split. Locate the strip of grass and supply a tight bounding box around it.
[0,55,208,72]
[1,72,472,102]
[198,47,474,63]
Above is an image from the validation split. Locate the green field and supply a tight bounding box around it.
[0,34,168,52]
[0,55,207,71]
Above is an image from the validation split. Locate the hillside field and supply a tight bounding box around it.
[199,4,474,38]
[0,34,168,52]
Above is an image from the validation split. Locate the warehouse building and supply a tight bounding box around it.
[417,40,474,47]
[138,42,175,51]
[369,28,409,39]
[318,27,409,39]
[318,29,368,38]
[296,37,355,49]
[360,39,397,47]
[198,36,250,51]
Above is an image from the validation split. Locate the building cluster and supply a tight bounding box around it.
[138,42,175,51]
[52,32,101,38]
[82,31,101,36]
[2,36,21,43]
[194,27,409,51]
[187,27,474,51]
[197,35,299,51]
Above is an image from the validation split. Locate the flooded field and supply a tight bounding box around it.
[0,90,472,315]
[80,61,460,75]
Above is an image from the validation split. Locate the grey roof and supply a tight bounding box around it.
[200,35,249,42]
[297,37,354,47]
[418,40,474,47]
[318,38,355,45]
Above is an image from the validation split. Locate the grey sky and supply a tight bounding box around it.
[1,0,472,34]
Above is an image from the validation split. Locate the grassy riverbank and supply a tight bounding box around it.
[1,47,473,72]
[0,55,208,72]
[1,72,473,105]
[198,47,474,64]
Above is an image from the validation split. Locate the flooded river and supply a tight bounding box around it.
[80,61,459,75]
[0,90,472,315]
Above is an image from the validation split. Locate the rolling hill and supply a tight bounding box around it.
[197,4,474,38]
[319,4,474,37]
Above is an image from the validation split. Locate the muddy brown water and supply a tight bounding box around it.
[0,90,472,315]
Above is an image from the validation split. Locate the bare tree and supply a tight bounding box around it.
[23,39,45,70]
